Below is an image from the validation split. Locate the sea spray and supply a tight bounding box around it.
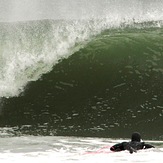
[0,20,105,97]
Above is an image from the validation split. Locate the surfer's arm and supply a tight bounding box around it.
[143,143,155,149]
[110,142,127,152]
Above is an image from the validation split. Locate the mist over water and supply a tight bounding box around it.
[0,0,163,139]
[0,0,163,22]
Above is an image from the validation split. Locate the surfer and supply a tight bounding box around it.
[110,132,155,154]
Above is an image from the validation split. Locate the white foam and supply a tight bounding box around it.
[0,136,162,163]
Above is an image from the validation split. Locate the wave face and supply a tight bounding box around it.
[0,0,163,139]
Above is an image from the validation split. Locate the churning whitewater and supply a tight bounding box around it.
[0,136,162,163]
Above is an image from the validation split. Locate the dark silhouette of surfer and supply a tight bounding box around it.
[110,132,154,154]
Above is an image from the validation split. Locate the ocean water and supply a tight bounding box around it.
[0,0,163,162]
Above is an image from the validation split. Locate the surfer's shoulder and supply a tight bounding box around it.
[110,141,128,151]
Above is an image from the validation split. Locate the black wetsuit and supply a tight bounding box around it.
[110,132,154,154]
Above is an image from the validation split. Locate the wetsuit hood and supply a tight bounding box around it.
[131,132,141,142]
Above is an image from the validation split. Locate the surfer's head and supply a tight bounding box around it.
[131,132,141,142]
